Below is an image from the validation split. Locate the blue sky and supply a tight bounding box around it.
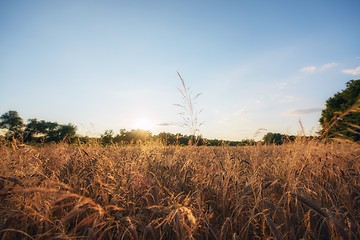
[1,0,359,140]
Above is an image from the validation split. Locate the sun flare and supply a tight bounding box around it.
[134,118,154,131]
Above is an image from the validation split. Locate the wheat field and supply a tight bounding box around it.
[0,140,359,239]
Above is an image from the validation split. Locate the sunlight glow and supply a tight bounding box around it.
[134,118,154,131]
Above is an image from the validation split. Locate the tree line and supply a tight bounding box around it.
[0,79,358,145]
[0,111,291,146]
[0,112,255,146]
[0,110,327,146]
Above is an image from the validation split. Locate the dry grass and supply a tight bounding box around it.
[0,140,359,239]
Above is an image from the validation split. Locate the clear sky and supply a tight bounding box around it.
[1,0,359,140]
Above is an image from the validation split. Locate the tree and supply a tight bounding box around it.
[24,119,77,143]
[44,122,77,143]
[24,118,40,142]
[154,132,178,145]
[263,132,284,145]
[0,111,24,140]
[128,129,152,143]
[56,124,77,143]
[320,79,360,141]
[101,130,114,145]
[238,139,256,146]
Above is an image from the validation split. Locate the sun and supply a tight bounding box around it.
[134,118,154,131]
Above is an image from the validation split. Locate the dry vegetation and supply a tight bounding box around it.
[0,140,359,239]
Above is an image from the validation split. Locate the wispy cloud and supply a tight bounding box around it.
[271,94,295,103]
[320,62,337,70]
[301,66,317,73]
[300,62,337,74]
[276,82,288,89]
[157,122,176,126]
[342,66,360,75]
[233,108,248,116]
[287,107,322,115]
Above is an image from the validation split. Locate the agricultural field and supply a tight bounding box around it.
[0,140,359,239]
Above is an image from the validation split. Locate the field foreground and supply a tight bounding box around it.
[0,141,359,239]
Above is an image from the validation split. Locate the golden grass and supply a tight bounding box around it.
[0,140,359,239]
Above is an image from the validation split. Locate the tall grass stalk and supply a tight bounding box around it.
[174,72,203,144]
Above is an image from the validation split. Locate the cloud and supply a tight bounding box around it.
[271,94,294,103]
[287,108,322,115]
[300,62,337,74]
[233,108,248,116]
[157,122,176,126]
[342,66,360,75]
[276,82,288,89]
[301,66,317,73]
[320,62,337,70]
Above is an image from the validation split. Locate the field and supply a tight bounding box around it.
[0,140,359,239]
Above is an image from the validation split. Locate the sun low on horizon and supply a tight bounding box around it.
[133,117,155,132]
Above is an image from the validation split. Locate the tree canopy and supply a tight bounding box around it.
[262,132,296,145]
[0,111,77,143]
[0,111,24,139]
[320,79,360,141]
[24,119,77,143]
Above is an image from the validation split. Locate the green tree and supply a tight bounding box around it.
[24,118,40,142]
[0,111,24,140]
[128,129,152,143]
[56,124,77,143]
[263,132,284,145]
[101,130,114,145]
[238,139,256,146]
[320,79,360,141]
[24,119,77,143]
[154,132,178,145]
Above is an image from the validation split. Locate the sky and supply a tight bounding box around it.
[0,0,359,140]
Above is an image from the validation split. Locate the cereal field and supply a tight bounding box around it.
[0,140,359,239]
